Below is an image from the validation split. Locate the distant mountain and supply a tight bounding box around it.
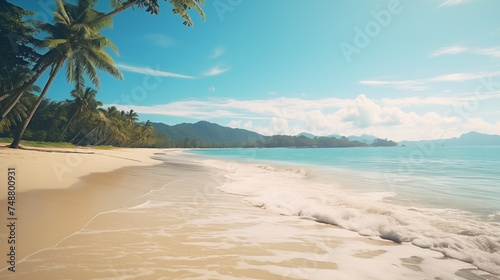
[297,132,316,139]
[326,134,343,139]
[153,121,264,145]
[153,122,395,148]
[400,132,500,147]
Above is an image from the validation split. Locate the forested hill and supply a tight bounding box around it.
[152,121,264,147]
[152,121,393,148]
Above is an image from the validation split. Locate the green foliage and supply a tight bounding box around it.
[371,138,398,147]
[169,0,205,26]
[151,121,375,149]
[1,0,206,148]
[0,0,40,73]
[153,121,264,147]
[0,92,162,148]
[0,137,77,148]
[36,0,123,92]
[0,72,40,133]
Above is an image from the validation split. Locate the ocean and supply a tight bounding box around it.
[190,146,500,275]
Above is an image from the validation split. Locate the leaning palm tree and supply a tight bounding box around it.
[10,0,123,148]
[0,67,40,133]
[0,0,204,116]
[123,109,139,124]
[57,87,102,141]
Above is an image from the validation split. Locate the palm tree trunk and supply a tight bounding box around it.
[0,52,56,119]
[56,108,80,141]
[10,60,64,148]
[76,125,98,145]
[70,122,88,144]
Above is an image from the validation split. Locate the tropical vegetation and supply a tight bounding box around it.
[0,0,396,150]
[0,0,205,148]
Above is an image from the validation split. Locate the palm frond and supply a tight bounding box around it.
[110,0,123,9]
[169,0,205,27]
[80,55,101,88]
[42,38,68,49]
[55,0,71,25]
[84,47,123,80]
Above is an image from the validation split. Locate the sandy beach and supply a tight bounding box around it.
[0,147,497,279]
[0,146,165,269]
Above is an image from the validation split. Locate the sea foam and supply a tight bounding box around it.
[210,159,500,275]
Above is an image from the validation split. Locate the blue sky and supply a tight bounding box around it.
[12,0,500,140]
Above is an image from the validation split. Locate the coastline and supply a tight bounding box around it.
[0,148,498,279]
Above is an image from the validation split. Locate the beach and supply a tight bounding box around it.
[0,147,498,279]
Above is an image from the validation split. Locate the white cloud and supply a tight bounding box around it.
[228,120,242,128]
[244,121,253,129]
[105,94,500,141]
[429,46,467,57]
[116,63,195,79]
[208,86,216,93]
[144,34,176,47]
[202,66,230,76]
[210,47,224,58]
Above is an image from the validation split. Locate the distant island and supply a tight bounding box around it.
[152,121,375,148]
[399,132,500,147]
[151,121,404,148]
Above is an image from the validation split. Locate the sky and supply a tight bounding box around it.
[11,0,500,141]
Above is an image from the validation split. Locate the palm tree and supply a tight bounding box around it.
[10,0,122,148]
[123,109,139,124]
[0,0,205,120]
[57,87,102,141]
[137,120,154,146]
[0,67,40,133]
[82,106,124,146]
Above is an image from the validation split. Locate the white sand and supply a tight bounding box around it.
[0,146,164,199]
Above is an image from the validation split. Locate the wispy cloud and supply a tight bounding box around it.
[144,34,176,47]
[430,45,500,59]
[438,0,467,8]
[116,63,195,79]
[430,71,500,82]
[360,71,500,91]
[429,46,467,57]
[359,80,427,91]
[474,47,500,58]
[382,93,500,107]
[210,47,225,58]
[202,66,230,76]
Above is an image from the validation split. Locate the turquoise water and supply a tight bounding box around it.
[191,146,500,217]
